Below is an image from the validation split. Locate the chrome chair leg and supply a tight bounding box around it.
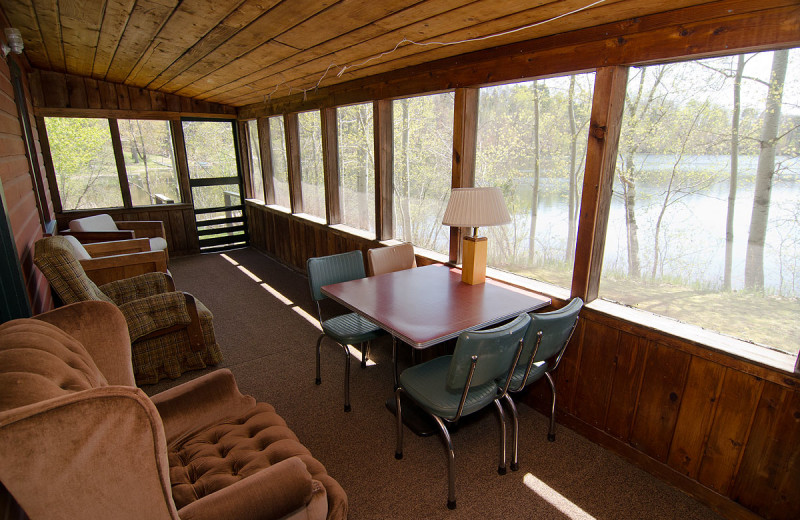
[315,333,325,385]
[394,388,404,460]
[503,394,520,471]
[360,341,369,368]
[493,399,508,475]
[431,415,457,510]
[545,372,557,441]
[341,342,351,412]
[392,336,399,390]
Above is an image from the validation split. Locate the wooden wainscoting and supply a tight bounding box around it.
[248,202,799,520]
[55,204,199,257]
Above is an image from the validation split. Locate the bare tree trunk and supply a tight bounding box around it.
[400,100,412,240]
[745,49,789,290]
[724,55,745,290]
[621,166,641,278]
[135,121,152,202]
[528,80,540,265]
[566,76,578,263]
[356,106,368,229]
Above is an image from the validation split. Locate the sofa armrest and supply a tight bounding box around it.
[177,457,320,520]
[152,369,255,444]
[81,250,169,287]
[61,229,136,243]
[33,301,136,386]
[84,238,151,256]
[116,220,167,239]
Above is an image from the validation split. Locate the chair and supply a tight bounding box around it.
[307,250,385,411]
[502,297,583,470]
[0,301,347,520]
[59,234,168,287]
[367,242,416,277]
[33,235,222,385]
[394,313,531,509]
[67,213,169,259]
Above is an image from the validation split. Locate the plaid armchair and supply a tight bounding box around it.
[33,236,222,385]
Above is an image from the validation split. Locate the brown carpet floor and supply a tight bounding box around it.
[144,247,725,520]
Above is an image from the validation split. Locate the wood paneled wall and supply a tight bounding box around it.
[247,202,800,520]
[55,204,199,257]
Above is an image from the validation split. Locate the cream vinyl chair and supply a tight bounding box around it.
[367,242,417,277]
[68,214,169,259]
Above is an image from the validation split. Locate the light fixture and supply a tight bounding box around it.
[2,28,23,57]
[442,187,511,285]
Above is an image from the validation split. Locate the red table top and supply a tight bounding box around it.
[321,264,551,348]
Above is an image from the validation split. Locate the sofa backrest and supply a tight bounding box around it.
[34,236,113,305]
[0,319,108,413]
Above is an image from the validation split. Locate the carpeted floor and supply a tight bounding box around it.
[143,248,725,520]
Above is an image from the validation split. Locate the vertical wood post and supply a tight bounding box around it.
[284,113,303,214]
[449,88,479,264]
[321,107,341,225]
[108,119,132,208]
[257,117,275,205]
[237,120,253,199]
[170,119,193,205]
[36,116,63,214]
[374,99,393,241]
[571,66,629,302]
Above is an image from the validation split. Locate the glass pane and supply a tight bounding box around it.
[45,117,122,209]
[298,110,325,219]
[337,103,375,234]
[118,119,179,206]
[248,119,264,202]
[182,120,239,210]
[392,93,454,254]
[600,49,800,356]
[475,73,595,288]
[269,116,291,208]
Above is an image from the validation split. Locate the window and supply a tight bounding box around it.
[298,110,325,219]
[181,120,239,210]
[45,117,123,210]
[475,73,595,288]
[337,103,375,234]
[247,119,265,202]
[393,93,454,253]
[268,116,291,208]
[600,49,800,357]
[118,119,180,205]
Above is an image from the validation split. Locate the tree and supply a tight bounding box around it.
[527,80,541,265]
[724,55,746,290]
[745,49,790,290]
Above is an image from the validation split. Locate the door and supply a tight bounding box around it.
[182,119,248,253]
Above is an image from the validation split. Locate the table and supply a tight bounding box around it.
[321,264,551,433]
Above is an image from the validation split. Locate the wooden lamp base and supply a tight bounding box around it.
[461,235,487,285]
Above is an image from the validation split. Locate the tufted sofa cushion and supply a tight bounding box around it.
[0,319,107,412]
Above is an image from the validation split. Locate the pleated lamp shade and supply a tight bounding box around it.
[442,187,511,232]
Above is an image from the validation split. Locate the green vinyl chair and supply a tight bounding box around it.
[307,250,385,412]
[502,297,583,470]
[394,313,531,509]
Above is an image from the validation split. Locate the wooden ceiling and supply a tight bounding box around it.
[0,0,738,107]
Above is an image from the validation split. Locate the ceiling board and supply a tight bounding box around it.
[0,0,787,107]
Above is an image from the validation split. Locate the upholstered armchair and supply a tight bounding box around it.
[33,235,222,385]
[65,213,169,259]
[0,301,347,520]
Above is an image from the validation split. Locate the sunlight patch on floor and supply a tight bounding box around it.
[346,344,376,366]
[292,306,323,331]
[261,283,293,305]
[523,473,596,520]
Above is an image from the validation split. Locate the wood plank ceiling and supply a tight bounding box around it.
[1,0,722,107]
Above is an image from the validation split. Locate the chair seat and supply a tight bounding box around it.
[501,360,549,390]
[321,313,383,344]
[400,356,500,420]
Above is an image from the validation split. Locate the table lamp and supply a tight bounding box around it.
[442,187,511,285]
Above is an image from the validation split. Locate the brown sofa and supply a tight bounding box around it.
[0,301,347,520]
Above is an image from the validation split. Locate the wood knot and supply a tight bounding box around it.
[591,126,606,139]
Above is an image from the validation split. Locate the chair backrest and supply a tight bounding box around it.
[446,313,531,391]
[523,297,583,365]
[33,236,113,305]
[367,242,417,276]
[307,250,367,302]
[69,213,119,232]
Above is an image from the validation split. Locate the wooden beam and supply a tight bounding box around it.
[373,99,392,241]
[571,66,629,302]
[239,1,800,118]
[321,107,340,225]
[169,120,193,205]
[284,112,303,214]
[257,117,275,205]
[449,87,479,264]
[237,120,253,198]
[35,116,62,215]
[107,119,133,208]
